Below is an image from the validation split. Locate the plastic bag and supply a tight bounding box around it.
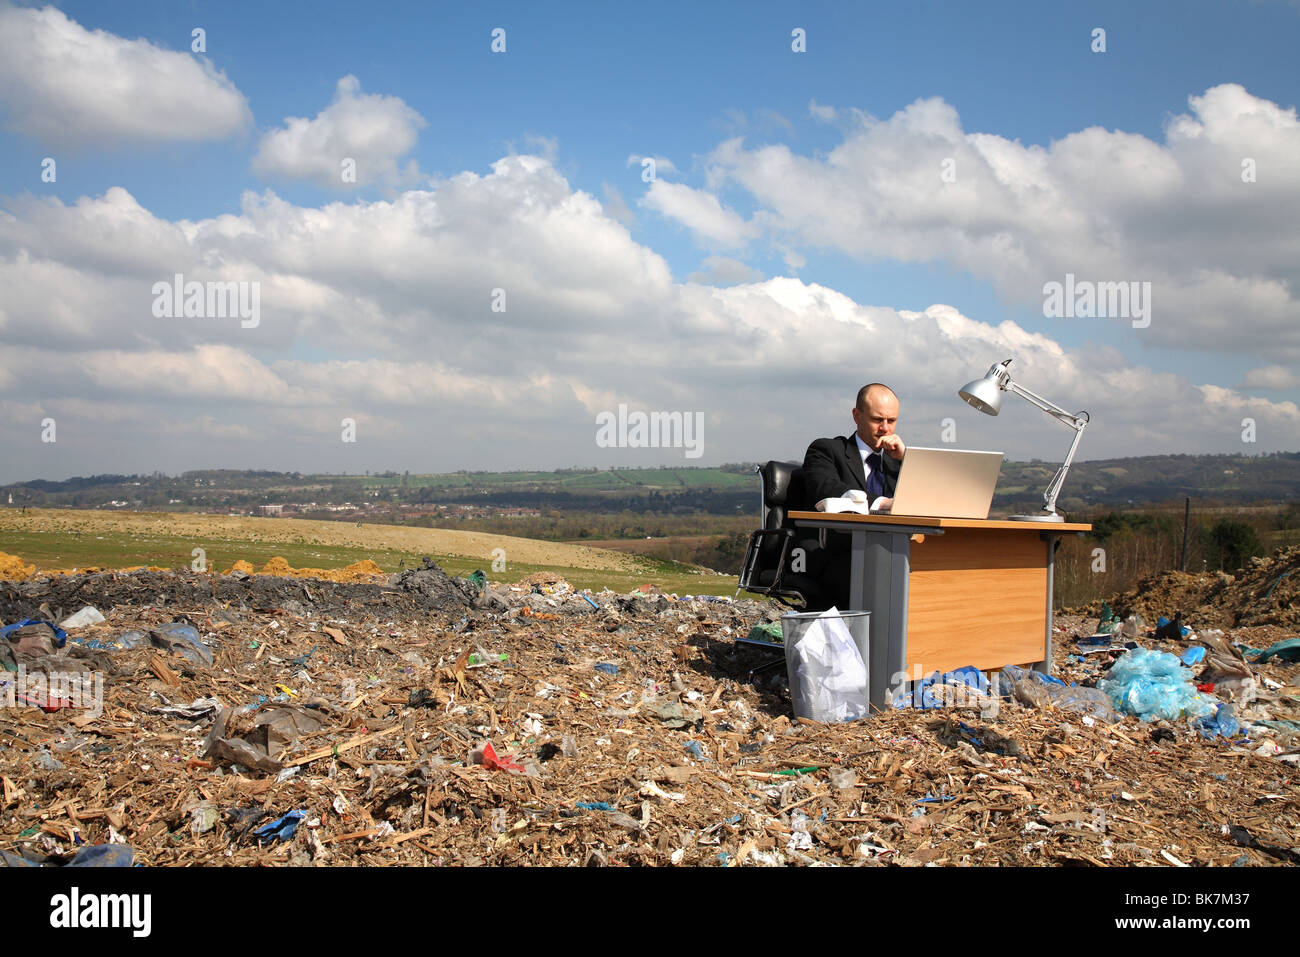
[151,622,213,667]
[995,664,1118,722]
[785,608,868,722]
[1098,648,1217,722]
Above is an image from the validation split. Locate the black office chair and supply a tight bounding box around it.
[736,461,829,609]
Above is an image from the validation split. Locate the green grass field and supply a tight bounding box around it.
[0,525,747,598]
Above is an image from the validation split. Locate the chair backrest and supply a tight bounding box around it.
[757,460,804,558]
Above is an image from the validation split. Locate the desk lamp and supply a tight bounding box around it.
[957,358,1089,523]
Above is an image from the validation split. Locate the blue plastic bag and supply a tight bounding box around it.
[153,622,213,667]
[1098,649,1217,722]
[1,618,67,648]
[251,810,305,845]
[893,666,990,710]
[1196,703,1242,740]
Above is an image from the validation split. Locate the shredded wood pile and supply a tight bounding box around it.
[1,562,1297,867]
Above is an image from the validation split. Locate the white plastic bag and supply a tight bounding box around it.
[786,607,869,722]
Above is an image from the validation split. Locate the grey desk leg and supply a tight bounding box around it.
[1037,536,1055,676]
[850,530,912,711]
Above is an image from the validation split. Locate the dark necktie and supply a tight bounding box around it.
[865,452,884,500]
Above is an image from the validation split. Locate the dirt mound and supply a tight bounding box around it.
[0,552,35,582]
[391,558,479,612]
[1068,545,1300,631]
[249,557,386,583]
[1216,546,1300,628]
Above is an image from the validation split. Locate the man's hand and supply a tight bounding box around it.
[878,434,906,460]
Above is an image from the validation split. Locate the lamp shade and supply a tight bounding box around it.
[958,374,1003,415]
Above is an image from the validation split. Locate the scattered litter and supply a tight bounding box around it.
[60,606,106,629]
[0,551,1296,867]
[251,810,305,845]
[1098,649,1217,722]
[1250,638,1300,664]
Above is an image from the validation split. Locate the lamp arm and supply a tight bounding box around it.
[1040,416,1088,515]
[1006,381,1089,432]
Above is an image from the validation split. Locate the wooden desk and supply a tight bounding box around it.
[788,511,1091,709]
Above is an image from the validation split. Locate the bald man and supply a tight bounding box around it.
[799,383,907,610]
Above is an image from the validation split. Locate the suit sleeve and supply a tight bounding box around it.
[801,438,852,506]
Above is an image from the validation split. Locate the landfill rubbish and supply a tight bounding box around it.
[1250,638,1300,664]
[1098,649,1218,722]
[1195,703,1242,740]
[151,622,213,667]
[1119,615,1147,638]
[2,618,67,650]
[1180,646,1206,666]
[1095,602,1122,634]
[251,810,306,845]
[1154,613,1190,641]
[935,718,1020,756]
[892,666,1000,713]
[0,844,135,867]
[1,552,1297,867]
[1225,824,1300,865]
[745,621,784,645]
[996,664,1120,723]
[473,742,527,774]
[60,606,106,629]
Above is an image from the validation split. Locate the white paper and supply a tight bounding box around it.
[787,606,869,722]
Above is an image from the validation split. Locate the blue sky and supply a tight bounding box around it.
[1,0,1298,482]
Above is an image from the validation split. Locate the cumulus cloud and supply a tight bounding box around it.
[687,255,764,285]
[252,75,425,189]
[639,180,761,249]
[809,99,837,122]
[0,151,1295,480]
[1242,364,1300,389]
[704,84,1300,360]
[601,182,636,226]
[0,3,251,147]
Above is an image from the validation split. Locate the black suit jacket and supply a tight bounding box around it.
[801,435,902,554]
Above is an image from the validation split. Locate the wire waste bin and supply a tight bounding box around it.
[781,609,871,722]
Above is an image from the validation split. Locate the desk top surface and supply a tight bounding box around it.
[787,510,1092,532]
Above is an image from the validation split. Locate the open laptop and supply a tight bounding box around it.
[886,447,1004,519]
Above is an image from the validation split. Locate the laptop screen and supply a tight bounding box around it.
[889,447,1004,519]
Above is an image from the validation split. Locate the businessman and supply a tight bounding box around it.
[799,383,907,610]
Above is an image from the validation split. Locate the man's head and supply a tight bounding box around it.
[852,383,899,450]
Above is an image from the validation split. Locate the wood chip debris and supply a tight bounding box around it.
[0,564,1297,867]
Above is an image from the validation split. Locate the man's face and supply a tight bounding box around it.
[852,391,899,450]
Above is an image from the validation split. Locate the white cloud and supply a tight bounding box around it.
[639,180,760,249]
[0,3,251,147]
[0,152,1295,480]
[809,99,837,122]
[1242,364,1300,389]
[601,182,636,227]
[705,84,1300,360]
[687,255,764,285]
[252,75,425,190]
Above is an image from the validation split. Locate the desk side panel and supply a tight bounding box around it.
[905,529,1048,675]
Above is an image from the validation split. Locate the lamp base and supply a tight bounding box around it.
[1009,512,1066,523]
